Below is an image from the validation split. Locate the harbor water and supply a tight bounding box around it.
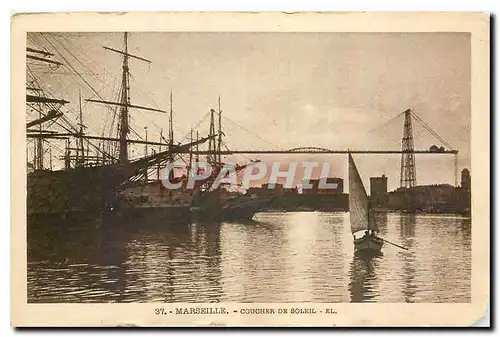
[27,212,471,303]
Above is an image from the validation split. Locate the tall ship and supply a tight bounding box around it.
[117,94,200,224]
[189,102,271,221]
[26,33,211,224]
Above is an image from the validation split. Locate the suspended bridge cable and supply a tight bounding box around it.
[219,140,251,164]
[364,110,406,136]
[410,110,453,150]
[221,115,284,150]
[179,110,212,143]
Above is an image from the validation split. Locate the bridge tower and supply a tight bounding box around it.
[400,109,417,188]
[400,109,416,211]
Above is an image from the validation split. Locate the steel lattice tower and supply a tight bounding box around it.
[400,109,417,189]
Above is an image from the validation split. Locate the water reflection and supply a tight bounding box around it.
[399,213,416,238]
[396,214,417,303]
[348,252,382,302]
[27,212,471,303]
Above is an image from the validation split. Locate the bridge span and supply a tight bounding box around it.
[187,148,459,155]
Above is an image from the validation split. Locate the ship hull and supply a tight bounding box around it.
[221,196,271,221]
[27,163,146,223]
[190,190,222,222]
[353,235,384,252]
[118,205,192,225]
[222,207,258,221]
[191,191,271,222]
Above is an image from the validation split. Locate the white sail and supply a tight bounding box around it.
[348,154,369,234]
[368,209,379,232]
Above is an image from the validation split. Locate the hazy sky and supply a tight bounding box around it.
[27,32,470,191]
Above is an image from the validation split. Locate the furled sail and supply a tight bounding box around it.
[348,154,369,234]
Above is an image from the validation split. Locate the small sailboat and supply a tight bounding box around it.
[348,153,384,252]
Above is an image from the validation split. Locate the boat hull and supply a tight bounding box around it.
[191,192,271,222]
[117,181,194,225]
[354,235,384,252]
[27,148,180,223]
[222,207,258,221]
[27,164,144,220]
[221,196,271,221]
[118,205,192,225]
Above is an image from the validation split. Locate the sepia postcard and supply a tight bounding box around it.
[11,11,489,327]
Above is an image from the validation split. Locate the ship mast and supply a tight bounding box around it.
[201,97,225,193]
[196,131,199,162]
[118,32,131,163]
[49,147,53,170]
[64,139,71,169]
[86,32,166,164]
[144,126,148,182]
[208,108,217,164]
[167,91,175,183]
[77,90,85,166]
[188,128,193,172]
[217,96,222,164]
[168,91,174,160]
[36,90,44,170]
[207,96,223,165]
[26,45,69,171]
[157,129,163,180]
